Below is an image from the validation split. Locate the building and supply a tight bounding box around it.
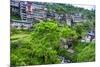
[10,0,20,18]
[26,2,34,22]
[10,0,33,29]
[11,0,47,29]
[20,1,33,22]
[72,13,83,23]
[32,2,47,20]
[10,0,83,29]
[20,1,47,22]
[11,19,32,29]
[63,13,83,26]
[65,14,73,26]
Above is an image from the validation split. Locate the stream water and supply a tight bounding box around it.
[60,56,71,64]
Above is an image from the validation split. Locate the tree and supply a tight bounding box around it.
[83,21,94,31]
[76,43,95,62]
[11,20,77,66]
[72,23,85,39]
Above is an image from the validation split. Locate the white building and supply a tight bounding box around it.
[72,13,83,22]
[11,20,32,29]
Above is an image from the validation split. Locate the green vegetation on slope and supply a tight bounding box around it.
[11,20,77,66]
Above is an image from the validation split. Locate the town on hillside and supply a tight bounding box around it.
[10,0,95,66]
[10,0,86,29]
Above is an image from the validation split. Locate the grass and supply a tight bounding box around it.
[10,34,30,43]
[10,29,32,42]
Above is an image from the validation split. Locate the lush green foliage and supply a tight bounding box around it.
[76,42,95,62]
[73,23,85,36]
[70,42,95,62]
[11,20,77,66]
[11,20,95,66]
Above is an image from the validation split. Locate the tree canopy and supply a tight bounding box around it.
[11,20,77,66]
